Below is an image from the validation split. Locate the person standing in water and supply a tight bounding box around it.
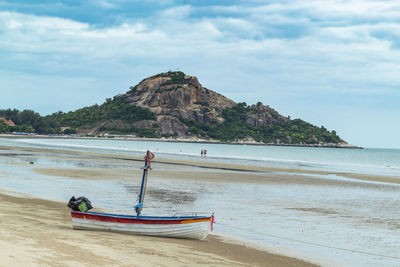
[203,149,207,158]
[200,150,204,157]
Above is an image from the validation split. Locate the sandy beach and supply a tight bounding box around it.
[0,192,318,267]
[0,144,319,266]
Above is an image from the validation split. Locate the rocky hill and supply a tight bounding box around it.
[120,72,289,138]
[4,71,345,146]
[125,72,236,136]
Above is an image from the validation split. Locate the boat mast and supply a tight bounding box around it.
[135,150,154,216]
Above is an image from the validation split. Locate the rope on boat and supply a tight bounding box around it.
[262,232,400,260]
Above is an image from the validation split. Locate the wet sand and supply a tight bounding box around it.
[2,145,399,184]
[0,192,316,266]
[0,145,321,266]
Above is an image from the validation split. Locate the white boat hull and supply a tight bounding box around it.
[71,211,213,240]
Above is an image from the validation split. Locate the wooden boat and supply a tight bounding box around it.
[71,151,214,240]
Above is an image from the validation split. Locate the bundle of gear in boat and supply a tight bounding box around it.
[68,196,93,212]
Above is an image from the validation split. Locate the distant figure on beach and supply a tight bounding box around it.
[204,149,207,158]
[200,150,204,157]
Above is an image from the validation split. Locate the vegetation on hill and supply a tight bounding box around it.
[0,109,44,133]
[130,71,187,93]
[0,94,156,136]
[0,101,340,145]
[46,94,155,129]
[184,102,341,144]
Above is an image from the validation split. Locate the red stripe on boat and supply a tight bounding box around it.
[71,212,208,225]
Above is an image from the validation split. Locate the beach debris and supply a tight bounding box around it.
[68,196,93,212]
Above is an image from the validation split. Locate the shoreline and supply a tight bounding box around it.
[1,144,398,184]
[0,133,363,149]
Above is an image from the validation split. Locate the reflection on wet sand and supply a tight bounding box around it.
[1,145,400,184]
[147,188,197,204]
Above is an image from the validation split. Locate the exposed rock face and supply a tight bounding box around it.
[128,74,235,114]
[133,120,156,129]
[246,104,289,127]
[126,72,236,136]
[156,115,187,136]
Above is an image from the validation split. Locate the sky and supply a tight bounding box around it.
[1,0,399,148]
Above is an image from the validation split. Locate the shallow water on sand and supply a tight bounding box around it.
[5,137,400,176]
[0,138,399,266]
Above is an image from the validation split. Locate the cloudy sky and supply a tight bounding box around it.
[1,0,399,148]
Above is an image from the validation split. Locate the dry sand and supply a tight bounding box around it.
[0,192,316,267]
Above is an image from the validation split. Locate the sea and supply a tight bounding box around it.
[0,137,399,266]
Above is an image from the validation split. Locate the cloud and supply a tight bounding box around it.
[1,1,400,86]
[95,0,118,9]
[1,0,400,147]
